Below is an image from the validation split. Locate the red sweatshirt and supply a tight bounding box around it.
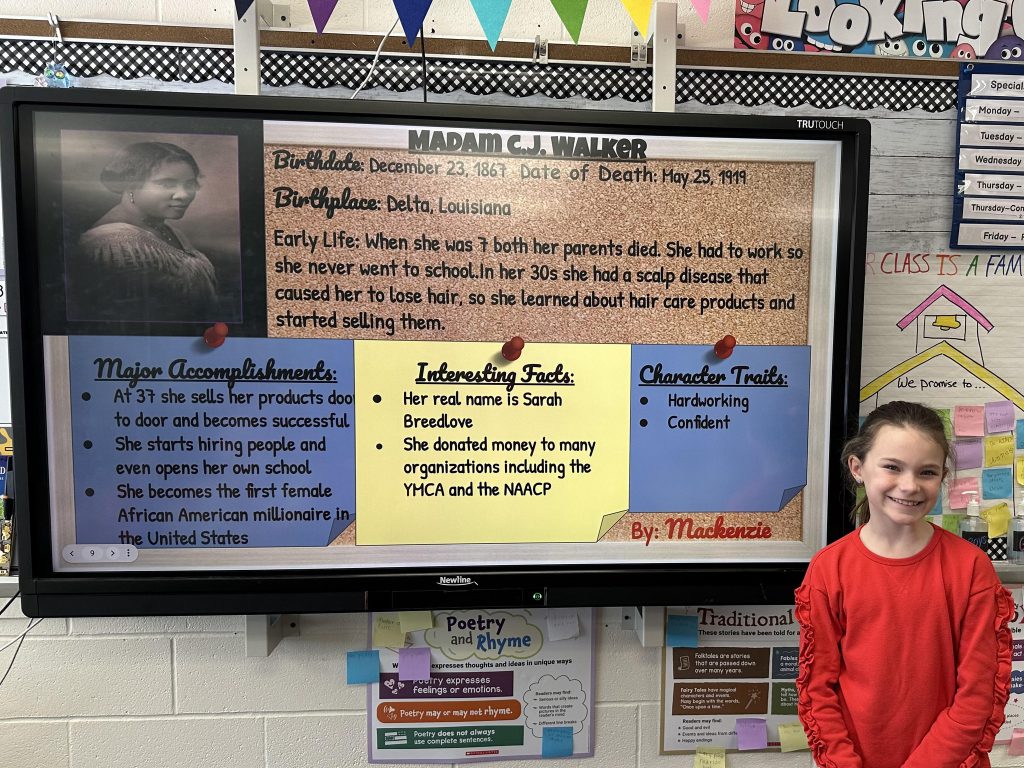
[795,523,1012,768]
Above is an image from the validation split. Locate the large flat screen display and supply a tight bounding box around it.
[1,88,868,616]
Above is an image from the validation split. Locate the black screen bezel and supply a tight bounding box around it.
[0,87,868,617]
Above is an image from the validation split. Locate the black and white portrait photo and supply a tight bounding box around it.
[60,130,243,323]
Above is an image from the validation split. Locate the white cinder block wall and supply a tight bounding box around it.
[3,4,1024,767]
[0,599,824,768]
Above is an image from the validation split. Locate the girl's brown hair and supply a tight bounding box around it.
[841,401,950,525]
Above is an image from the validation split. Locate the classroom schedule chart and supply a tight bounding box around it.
[955,62,1024,248]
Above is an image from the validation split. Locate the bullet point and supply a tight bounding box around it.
[640,397,648,405]
[639,419,648,427]
[373,395,382,403]
[376,443,383,450]
[85,488,94,497]
[81,392,91,401]
[83,440,93,449]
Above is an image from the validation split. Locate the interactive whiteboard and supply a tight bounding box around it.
[2,89,868,615]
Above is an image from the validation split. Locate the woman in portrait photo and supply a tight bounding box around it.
[67,141,220,322]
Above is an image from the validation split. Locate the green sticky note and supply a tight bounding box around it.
[399,611,434,633]
[778,722,810,752]
[940,514,962,534]
[937,408,952,439]
[372,613,406,648]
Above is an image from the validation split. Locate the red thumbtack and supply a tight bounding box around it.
[203,322,229,349]
[713,334,736,359]
[501,336,525,361]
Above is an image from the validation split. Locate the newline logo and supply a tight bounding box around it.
[438,576,478,586]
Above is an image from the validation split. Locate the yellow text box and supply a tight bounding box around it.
[355,341,629,544]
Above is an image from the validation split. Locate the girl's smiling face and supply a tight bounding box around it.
[849,424,945,530]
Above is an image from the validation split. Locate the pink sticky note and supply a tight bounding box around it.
[398,647,431,681]
[949,477,980,509]
[985,400,1015,433]
[954,439,983,470]
[736,717,768,750]
[954,405,985,437]
[690,0,711,23]
[1009,727,1024,756]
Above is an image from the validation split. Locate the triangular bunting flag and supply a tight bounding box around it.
[234,0,256,17]
[307,0,341,33]
[392,0,434,47]
[549,0,588,43]
[691,0,710,24]
[469,0,514,50]
[619,0,654,37]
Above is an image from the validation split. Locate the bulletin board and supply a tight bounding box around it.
[860,248,1024,552]
[2,89,869,615]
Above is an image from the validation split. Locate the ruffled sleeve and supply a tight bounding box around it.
[901,584,1013,768]
[794,582,864,768]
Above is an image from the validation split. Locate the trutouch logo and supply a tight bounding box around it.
[437,576,478,586]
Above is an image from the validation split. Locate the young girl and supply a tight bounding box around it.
[796,400,1012,768]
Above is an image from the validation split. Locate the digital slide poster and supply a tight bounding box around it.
[367,608,595,763]
[660,605,802,753]
[39,112,845,573]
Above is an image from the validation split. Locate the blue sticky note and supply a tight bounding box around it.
[542,726,574,757]
[929,488,943,516]
[983,467,1013,500]
[346,650,380,684]
[667,614,699,648]
[398,646,431,681]
[1017,420,1024,450]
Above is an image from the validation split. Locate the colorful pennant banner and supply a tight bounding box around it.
[550,0,588,43]
[392,0,434,46]
[308,0,342,33]
[470,0,515,50]
[227,0,659,50]
[620,0,654,37]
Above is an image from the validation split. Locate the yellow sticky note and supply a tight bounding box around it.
[1017,456,1024,486]
[399,610,434,633]
[694,747,726,768]
[372,613,406,648]
[778,722,810,752]
[985,434,1015,467]
[985,502,1011,538]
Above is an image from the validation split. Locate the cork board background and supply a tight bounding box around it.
[263,129,818,547]
[264,149,813,347]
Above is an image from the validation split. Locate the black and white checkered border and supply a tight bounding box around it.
[0,37,956,111]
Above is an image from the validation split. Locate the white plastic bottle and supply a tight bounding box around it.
[960,492,988,553]
[1011,493,1024,564]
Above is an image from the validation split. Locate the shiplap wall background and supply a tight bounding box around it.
[0,5,1013,765]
